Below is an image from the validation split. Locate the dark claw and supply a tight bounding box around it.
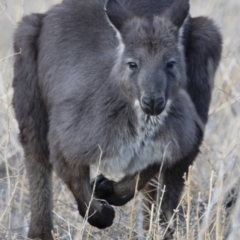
[91,174,108,188]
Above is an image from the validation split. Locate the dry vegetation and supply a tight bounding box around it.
[0,0,240,239]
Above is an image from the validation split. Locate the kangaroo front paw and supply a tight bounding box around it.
[91,174,133,206]
[86,202,115,229]
[91,174,115,199]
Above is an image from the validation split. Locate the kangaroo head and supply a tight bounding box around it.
[106,0,189,116]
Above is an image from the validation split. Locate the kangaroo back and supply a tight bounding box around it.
[184,17,222,124]
[13,14,53,239]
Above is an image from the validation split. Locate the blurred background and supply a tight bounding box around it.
[0,0,240,239]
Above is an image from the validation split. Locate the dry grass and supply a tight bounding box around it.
[0,0,240,239]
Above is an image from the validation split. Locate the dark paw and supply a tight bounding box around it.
[87,202,115,229]
[91,174,115,200]
[91,174,132,206]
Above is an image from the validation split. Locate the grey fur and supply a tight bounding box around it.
[12,0,222,239]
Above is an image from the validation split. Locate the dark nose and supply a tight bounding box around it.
[141,96,165,116]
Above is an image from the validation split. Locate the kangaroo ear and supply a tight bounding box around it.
[164,0,189,28]
[105,0,131,31]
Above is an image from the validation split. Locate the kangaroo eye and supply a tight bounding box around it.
[166,61,176,69]
[128,62,138,70]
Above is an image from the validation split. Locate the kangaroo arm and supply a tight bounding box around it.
[92,163,160,206]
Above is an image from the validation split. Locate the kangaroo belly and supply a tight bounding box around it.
[99,139,177,176]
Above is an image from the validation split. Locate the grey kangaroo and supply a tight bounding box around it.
[12,0,222,239]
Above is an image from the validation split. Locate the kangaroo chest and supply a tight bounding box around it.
[98,101,178,175]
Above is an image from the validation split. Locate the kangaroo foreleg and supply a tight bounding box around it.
[54,162,115,229]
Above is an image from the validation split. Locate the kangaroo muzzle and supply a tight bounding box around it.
[140,95,166,116]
